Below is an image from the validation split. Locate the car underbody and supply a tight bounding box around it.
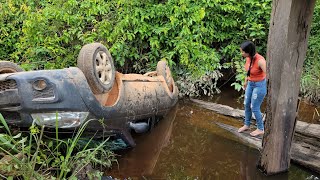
[0,43,179,147]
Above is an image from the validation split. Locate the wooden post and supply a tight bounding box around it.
[258,0,316,175]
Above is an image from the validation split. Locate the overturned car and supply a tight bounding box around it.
[0,43,178,147]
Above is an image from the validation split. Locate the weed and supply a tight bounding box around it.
[0,114,117,179]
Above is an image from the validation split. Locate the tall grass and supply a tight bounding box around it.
[0,113,117,179]
[302,1,320,104]
[300,62,320,104]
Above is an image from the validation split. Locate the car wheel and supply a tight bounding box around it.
[77,43,116,94]
[0,61,24,74]
[157,60,173,88]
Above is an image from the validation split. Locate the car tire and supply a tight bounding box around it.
[0,61,24,74]
[157,60,173,88]
[77,43,116,94]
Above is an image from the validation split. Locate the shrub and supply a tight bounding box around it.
[0,0,274,96]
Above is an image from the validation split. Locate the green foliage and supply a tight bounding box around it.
[230,61,247,92]
[0,114,117,179]
[18,0,115,70]
[300,62,320,103]
[302,1,320,103]
[220,0,272,90]
[0,0,27,63]
[2,0,320,98]
[2,0,272,96]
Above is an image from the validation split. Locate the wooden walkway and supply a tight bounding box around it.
[191,98,320,174]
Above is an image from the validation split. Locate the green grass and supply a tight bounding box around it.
[300,60,320,104]
[0,114,118,179]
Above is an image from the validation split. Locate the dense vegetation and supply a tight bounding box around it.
[0,0,319,102]
[302,2,320,104]
[1,0,320,178]
[0,0,271,95]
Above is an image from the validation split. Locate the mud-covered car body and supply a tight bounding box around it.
[0,44,178,147]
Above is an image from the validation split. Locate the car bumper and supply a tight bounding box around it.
[0,68,91,128]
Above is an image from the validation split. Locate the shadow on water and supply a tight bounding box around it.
[107,98,319,179]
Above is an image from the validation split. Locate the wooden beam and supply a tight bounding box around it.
[190,99,320,141]
[214,122,320,174]
[190,99,320,173]
[259,0,316,175]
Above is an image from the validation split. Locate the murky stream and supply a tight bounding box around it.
[107,89,320,179]
[198,87,320,124]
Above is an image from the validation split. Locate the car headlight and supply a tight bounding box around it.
[31,112,89,128]
[33,79,48,91]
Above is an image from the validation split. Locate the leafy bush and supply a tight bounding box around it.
[0,0,26,63]
[1,0,273,96]
[17,0,115,70]
[2,0,320,99]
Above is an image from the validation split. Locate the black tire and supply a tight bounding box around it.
[0,61,24,74]
[77,43,116,94]
[156,60,173,87]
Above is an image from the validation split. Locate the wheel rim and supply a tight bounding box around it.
[95,51,112,85]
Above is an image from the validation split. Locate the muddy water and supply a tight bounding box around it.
[107,94,320,179]
[199,87,320,124]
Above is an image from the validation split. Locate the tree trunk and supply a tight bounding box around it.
[258,0,316,175]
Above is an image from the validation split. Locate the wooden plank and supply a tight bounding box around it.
[214,122,262,149]
[190,98,320,141]
[215,122,320,174]
[190,99,245,119]
[295,121,320,140]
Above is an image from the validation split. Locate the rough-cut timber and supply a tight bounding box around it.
[215,122,320,174]
[261,0,316,175]
[295,121,320,141]
[191,99,320,174]
[190,99,245,119]
[190,99,320,141]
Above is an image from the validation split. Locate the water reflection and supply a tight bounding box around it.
[107,100,319,179]
[108,105,178,178]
